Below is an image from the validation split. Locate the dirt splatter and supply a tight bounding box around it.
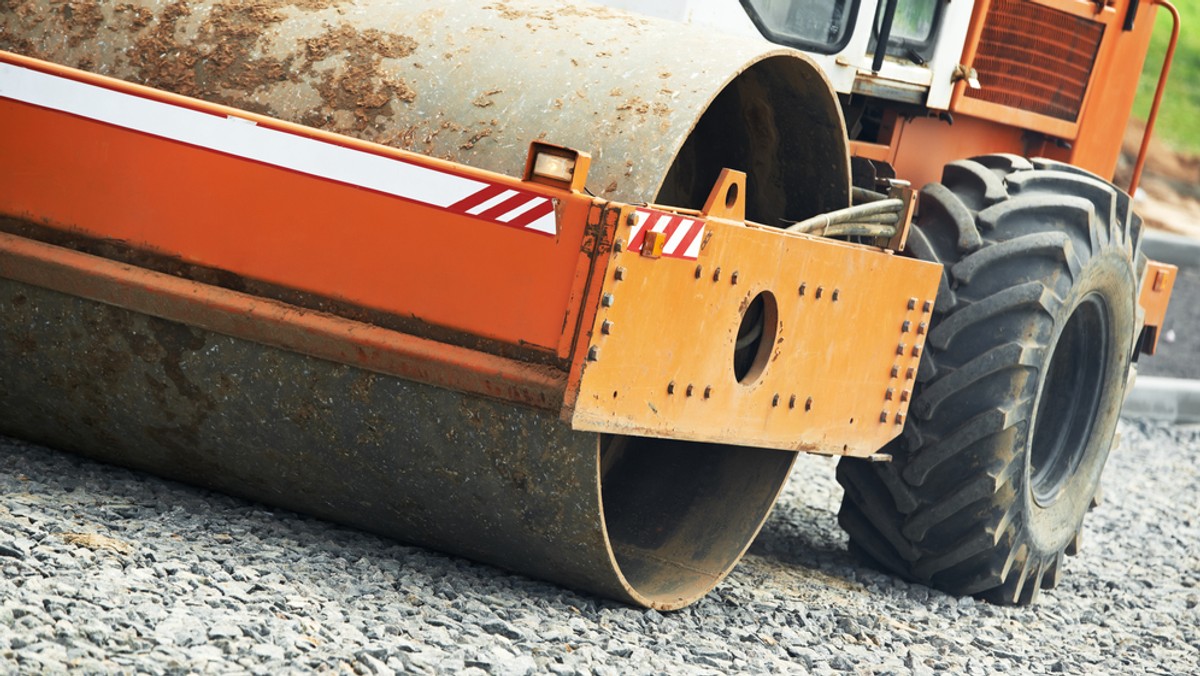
[482,2,524,21]
[304,25,416,62]
[615,96,671,123]
[127,3,199,95]
[302,24,419,132]
[53,0,104,47]
[459,125,493,150]
[127,1,297,114]
[114,3,153,30]
[482,2,645,25]
[616,97,648,114]
[0,35,43,59]
[472,89,502,108]
[0,1,51,58]
[291,0,348,10]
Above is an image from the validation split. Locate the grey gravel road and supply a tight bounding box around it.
[2,418,1197,675]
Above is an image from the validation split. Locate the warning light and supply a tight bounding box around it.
[524,142,591,192]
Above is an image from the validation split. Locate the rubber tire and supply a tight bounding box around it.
[835,155,1139,605]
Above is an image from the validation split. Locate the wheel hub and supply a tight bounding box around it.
[1030,293,1110,506]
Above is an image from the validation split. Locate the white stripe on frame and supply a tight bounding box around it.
[0,62,488,208]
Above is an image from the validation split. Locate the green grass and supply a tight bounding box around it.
[1133,1,1200,152]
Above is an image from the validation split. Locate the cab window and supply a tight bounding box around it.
[874,0,945,63]
[741,0,862,54]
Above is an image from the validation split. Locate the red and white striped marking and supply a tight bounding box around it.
[628,208,705,260]
[0,61,557,237]
[446,185,556,234]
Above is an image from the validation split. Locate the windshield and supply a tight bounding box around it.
[875,0,943,60]
[741,0,861,54]
[885,0,940,43]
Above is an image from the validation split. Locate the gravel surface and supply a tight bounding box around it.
[1,419,1197,674]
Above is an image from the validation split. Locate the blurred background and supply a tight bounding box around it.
[1124,3,1200,238]
[1117,7,1200,384]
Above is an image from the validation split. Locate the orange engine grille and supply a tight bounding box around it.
[966,0,1104,123]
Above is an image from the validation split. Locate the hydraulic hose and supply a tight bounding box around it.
[785,199,904,234]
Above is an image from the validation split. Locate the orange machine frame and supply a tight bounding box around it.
[0,50,943,457]
[852,0,1163,191]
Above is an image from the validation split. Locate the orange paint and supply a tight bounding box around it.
[0,53,601,360]
[1138,261,1177,355]
[887,0,1162,184]
[571,205,942,457]
[0,231,567,410]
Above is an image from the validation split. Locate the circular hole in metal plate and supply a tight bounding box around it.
[734,290,777,385]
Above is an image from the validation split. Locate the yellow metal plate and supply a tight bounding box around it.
[571,215,942,457]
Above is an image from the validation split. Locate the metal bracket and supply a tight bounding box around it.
[701,168,747,223]
[878,178,916,253]
[953,64,981,90]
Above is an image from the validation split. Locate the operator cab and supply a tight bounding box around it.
[595,1,1157,197]
[741,0,947,66]
[597,0,974,109]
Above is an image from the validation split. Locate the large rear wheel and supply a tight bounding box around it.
[836,155,1139,604]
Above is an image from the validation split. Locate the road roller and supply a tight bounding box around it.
[0,0,1178,607]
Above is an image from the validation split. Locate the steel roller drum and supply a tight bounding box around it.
[0,0,850,608]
